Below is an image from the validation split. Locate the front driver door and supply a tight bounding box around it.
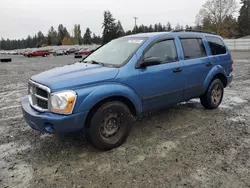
[135,38,185,111]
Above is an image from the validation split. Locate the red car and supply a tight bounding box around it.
[74,48,93,55]
[24,50,51,57]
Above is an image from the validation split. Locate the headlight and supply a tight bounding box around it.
[50,91,77,114]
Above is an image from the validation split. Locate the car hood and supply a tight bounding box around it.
[31,63,119,91]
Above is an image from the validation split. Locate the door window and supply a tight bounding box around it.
[144,40,178,64]
[181,38,207,59]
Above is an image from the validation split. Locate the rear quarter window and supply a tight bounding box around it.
[205,36,227,55]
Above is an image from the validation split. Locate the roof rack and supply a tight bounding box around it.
[171,29,216,35]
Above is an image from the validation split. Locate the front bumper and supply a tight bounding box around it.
[21,96,88,134]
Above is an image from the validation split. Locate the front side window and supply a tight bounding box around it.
[181,38,207,59]
[206,36,227,55]
[84,37,147,67]
[144,40,178,63]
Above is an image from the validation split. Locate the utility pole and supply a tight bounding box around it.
[133,17,138,33]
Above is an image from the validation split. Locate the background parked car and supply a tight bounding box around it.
[7,51,18,55]
[65,48,77,55]
[74,48,93,56]
[24,50,51,57]
[53,49,65,56]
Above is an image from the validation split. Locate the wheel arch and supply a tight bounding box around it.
[85,95,137,129]
[203,65,228,91]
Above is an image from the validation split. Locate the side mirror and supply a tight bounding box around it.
[136,57,161,68]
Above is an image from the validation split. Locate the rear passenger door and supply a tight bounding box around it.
[180,38,212,100]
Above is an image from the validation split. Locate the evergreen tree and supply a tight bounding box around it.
[58,24,69,44]
[148,25,154,32]
[158,23,164,31]
[116,20,125,37]
[125,30,133,35]
[83,28,92,44]
[238,0,250,37]
[166,22,172,31]
[175,23,181,30]
[48,26,58,45]
[154,24,158,32]
[37,31,45,47]
[91,33,102,44]
[102,10,118,44]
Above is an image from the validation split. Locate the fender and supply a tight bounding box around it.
[203,65,227,91]
[74,83,143,115]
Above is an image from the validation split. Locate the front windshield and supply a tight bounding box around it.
[84,37,147,66]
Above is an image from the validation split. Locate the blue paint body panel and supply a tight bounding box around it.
[21,32,233,133]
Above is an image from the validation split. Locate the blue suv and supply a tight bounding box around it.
[22,31,233,150]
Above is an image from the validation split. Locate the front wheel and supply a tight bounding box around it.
[200,79,224,109]
[86,101,132,151]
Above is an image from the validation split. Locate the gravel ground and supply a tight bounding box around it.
[0,52,250,188]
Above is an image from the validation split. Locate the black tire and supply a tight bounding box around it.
[86,101,132,151]
[43,54,47,57]
[200,79,224,109]
[28,55,32,58]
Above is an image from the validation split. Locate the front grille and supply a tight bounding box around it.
[37,98,48,109]
[36,87,48,98]
[28,80,50,111]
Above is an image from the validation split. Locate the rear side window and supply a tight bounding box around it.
[181,38,207,59]
[144,40,178,63]
[206,36,227,55]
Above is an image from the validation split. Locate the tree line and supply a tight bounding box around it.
[196,0,250,38]
[0,0,250,50]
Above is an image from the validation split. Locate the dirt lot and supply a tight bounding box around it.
[0,52,250,188]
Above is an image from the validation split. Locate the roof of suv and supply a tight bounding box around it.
[125,31,220,39]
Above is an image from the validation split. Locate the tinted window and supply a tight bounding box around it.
[181,38,207,59]
[206,36,227,55]
[144,40,178,63]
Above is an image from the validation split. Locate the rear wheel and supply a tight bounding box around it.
[43,54,47,57]
[86,101,132,151]
[200,79,224,109]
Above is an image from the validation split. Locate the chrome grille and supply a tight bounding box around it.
[28,80,50,112]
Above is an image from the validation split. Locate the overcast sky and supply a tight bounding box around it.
[0,0,241,40]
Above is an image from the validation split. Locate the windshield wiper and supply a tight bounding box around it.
[82,60,104,66]
[90,60,105,66]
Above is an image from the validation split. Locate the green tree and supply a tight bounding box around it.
[148,25,154,32]
[83,28,92,44]
[238,0,250,37]
[58,24,69,45]
[175,23,181,30]
[166,22,172,31]
[116,20,125,37]
[196,0,238,36]
[48,26,58,45]
[37,31,45,47]
[102,10,118,44]
[91,33,102,44]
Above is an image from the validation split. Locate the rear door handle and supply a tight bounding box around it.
[173,67,183,73]
[206,62,213,67]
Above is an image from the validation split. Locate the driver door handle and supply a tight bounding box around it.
[173,67,183,73]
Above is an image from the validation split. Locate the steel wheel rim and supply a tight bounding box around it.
[100,112,122,140]
[211,84,222,105]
